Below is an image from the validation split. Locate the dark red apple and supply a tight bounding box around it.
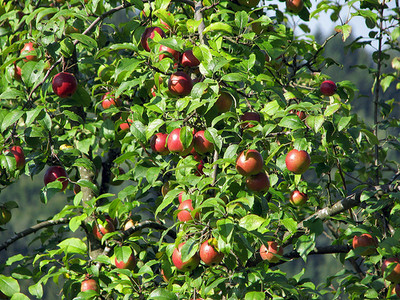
[382,258,400,283]
[215,92,233,113]
[167,128,193,156]
[101,92,121,109]
[289,190,308,206]
[236,149,264,176]
[44,166,68,191]
[190,147,202,162]
[246,171,270,192]
[194,130,214,154]
[159,44,180,61]
[0,207,11,225]
[141,26,166,52]
[52,72,78,98]
[352,233,378,256]
[168,71,193,96]
[260,241,283,263]
[150,133,169,155]
[180,49,200,67]
[20,42,36,61]
[81,278,99,292]
[92,217,115,240]
[286,0,304,13]
[320,80,337,96]
[199,239,224,266]
[177,199,199,222]
[8,146,25,169]
[237,0,260,8]
[285,149,311,174]
[172,242,200,272]
[240,112,261,129]
[115,252,136,270]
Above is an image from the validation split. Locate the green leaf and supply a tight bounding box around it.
[115,246,133,262]
[69,214,87,232]
[102,118,115,140]
[193,45,212,64]
[239,214,265,231]
[0,88,26,100]
[335,24,352,41]
[0,275,20,297]
[179,126,193,150]
[235,11,248,29]
[245,291,266,300]
[361,129,378,145]
[278,115,305,130]
[203,22,233,34]
[217,218,234,243]
[146,119,164,140]
[221,73,244,82]
[180,239,198,262]
[305,115,324,133]
[337,116,352,131]
[76,179,99,195]
[281,218,297,234]
[324,103,341,117]
[204,128,221,151]
[28,282,43,299]
[130,120,147,143]
[224,144,239,159]
[148,288,178,300]
[70,85,91,107]
[57,238,87,255]
[69,33,98,48]
[295,234,315,262]
[1,110,24,132]
[10,293,30,300]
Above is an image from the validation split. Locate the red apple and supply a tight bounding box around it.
[168,71,193,96]
[52,72,78,98]
[246,171,270,192]
[237,0,260,8]
[159,44,180,61]
[167,128,193,156]
[199,239,224,266]
[260,241,283,263]
[44,166,69,191]
[285,149,311,174]
[352,233,378,256]
[286,0,304,13]
[236,149,264,176]
[92,217,115,240]
[178,191,186,203]
[289,190,308,206]
[20,42,36,61]
[195,160,204,176]
[150,133,169,155]
[320,80,337,96]
[14,63,22,80]
[0,207,11,225]
[115,252,136,270]
[194,130,214,154]
[172,242,200,272]
[177,199,199,222]
[101,92,121,109]
[81,278,99,292]
[190,147,202,162]
[119,118,133,131]
[240,112,261,129]
[216,92,233,113]
[290,110,306,120]
[141,26,166,52]
[8,146,25,169]
[180,49,200,67]
[382,258,400,283]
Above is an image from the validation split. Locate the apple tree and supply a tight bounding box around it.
[1,0,400,299]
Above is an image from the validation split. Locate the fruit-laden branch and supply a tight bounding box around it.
[283,183,400,247]
[0,218,70,251]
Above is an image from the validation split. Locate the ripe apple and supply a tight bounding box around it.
[159,44,180,61]
[20,42,36,61]
[194,130,214,154]
[190,147,202,162]
[177,199,199,222]
[141,26,166,52]
[289,190,308,206]
[168,71,193,96]
[178,191,186,203]
[320,80,337,96]
[115,252,136,270]
[240,112,261,129]
[286,0,304,13]
[150,133,169,155]
[8,146,25,169]
[172,242,200,272]
[246,171,270,192]
[215,92,233,113]
[237,0,260,8]
[167,128,193,156]
[92,217,115,240]
[180,49,200,67]
[236,149,264,176]
[52,72,78,98]
[0,207,11,225]
[44,166,69,191]
[285,149,311,174]
[352,233,378,256]
[260,241,283,263]
[81,278,99,292]
[199,239,224,266]
[382,258,400,283]
[195,160,204,176]
[119,118,133,131]
[101,92,121,109]
[14,63,22,80]
[290,110,306,121]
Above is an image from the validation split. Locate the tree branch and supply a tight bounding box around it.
[0,218,70,251]
[194,1,208,45]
